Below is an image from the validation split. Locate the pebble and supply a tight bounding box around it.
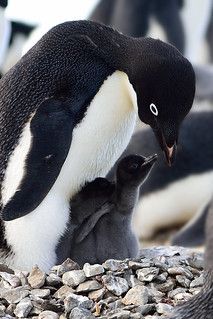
[62,270,86,287]
[64,293,93,313]
[176,275,191,288]
[156,302,174,315]
[69,307,95,319]
[55,259,80,276]
[28,266,46,289]
[0,272,21,288]
[137,267,159,282]
[0,286,29,303]
[46,274,61,286]
[30,288,51,298]
[38,310,59,319]
[136,303,156,315]
[14,298,33,318]
[83,263,105,277]
[76,279,102,293]
[122,285,149,306]
[88,287,106,301]
[102,275,129,296]
[54,285,74,299]
[103,259,128,271]
[190,274,204,288]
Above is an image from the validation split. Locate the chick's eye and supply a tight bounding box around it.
[150,103,158,116]
[129,163,139,170]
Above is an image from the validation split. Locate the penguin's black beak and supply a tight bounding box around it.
[154,127,177,166]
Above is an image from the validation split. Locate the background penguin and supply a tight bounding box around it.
[108,111,213,239]
[0,20,195,271]
[169,197,213,319]
[90,0,185,53]
[0,0,10,77]
[58,154,157,266]
[172,200,209,247]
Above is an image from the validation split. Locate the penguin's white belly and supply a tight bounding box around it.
[133,171,213,239]
[3,71,138,271]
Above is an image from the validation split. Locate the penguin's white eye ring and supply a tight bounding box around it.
[150,103,158,116]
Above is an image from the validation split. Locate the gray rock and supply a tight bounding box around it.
[174,292,193,303]
[15,272,28,286]
[168,287,187,299]
[55,259,80,276]
[155,272,168,283]
[129,313,141,319]
[176,275,191,288]
[38,310,59,319]
[69,307,95,319]
[122,285,149,306]
[187,256,204,270]
[62,270,86,287]
[30,288,51,298]
[136,267,159,282]
[83,263,105,277]
[136,303,156,315]
[102,260,128,271]
[0,286,29,303]
[168,267,193,279]
[64,293,93,313]
[0,304,6,316]
[46,274,61,286]
[54,285,74,299]
[190,274,204,288]
[76,280,102,293]
[154,278,175,293]
[102,275,129,296]
[28,266,46,289]
[128,260,152,270]
[88,288,106,301]
[14,297,33,318]
[156,302,173,315]
[148,284,165,303]
[106,309,131,319]
[0,272,21,288]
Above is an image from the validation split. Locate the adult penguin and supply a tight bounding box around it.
[0,21,195,271]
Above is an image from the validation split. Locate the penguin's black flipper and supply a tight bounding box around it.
[2,98,77,221]
[171,202,209,247]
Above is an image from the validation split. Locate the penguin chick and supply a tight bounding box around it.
[66,154,157,266]
[169,197,213,319]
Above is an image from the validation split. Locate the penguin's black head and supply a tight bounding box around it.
[133,38,195,166]
[117,154,157,186]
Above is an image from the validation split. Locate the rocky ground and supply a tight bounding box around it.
[0,247,204,319]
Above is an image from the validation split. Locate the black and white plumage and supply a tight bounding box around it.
[57,154,157,266]
[0,20,195,271]
[108,111,213,239]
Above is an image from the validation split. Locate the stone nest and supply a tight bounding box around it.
[0,246,204,319]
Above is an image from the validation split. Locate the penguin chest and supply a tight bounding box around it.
[54,70,138,197]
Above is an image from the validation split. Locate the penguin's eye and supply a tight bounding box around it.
[150,103,158,116]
